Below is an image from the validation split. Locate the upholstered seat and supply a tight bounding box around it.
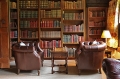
[12,42,43,75]
[75,41,106,75]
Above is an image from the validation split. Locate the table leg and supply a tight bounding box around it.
[52,57,54,74]
[65,57,68,74]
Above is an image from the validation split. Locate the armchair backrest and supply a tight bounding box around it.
[12,42,41,70]
[76,41,106,70]
[81,41,106,51]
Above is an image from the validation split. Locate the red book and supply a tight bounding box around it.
[44,21,46,28]
[40,21,43,28]
[49,21,51,27]
[51,21,53,28]
[47,21,49,27]
[42,21,45,28]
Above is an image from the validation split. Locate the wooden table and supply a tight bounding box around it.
[51,50,68,74]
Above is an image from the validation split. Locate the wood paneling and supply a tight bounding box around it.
[0,0,9,68]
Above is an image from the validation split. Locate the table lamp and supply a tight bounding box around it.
[101,30,111,50]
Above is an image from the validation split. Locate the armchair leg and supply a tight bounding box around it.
[38,70,40,76]
[42,60,43,67]
[17,69,20,75]
[98,68,101,74]
[78,69,81,75]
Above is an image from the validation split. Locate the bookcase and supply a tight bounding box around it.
[87,7,107,41]
[9,0,18,59]
[19,0,39,41]
[9,0,86,59]
[62,0,85,58]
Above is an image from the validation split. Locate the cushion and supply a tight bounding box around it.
[92,40,98,45]
[20,42,26,46]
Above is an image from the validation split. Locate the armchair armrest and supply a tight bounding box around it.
[102,58,120,79]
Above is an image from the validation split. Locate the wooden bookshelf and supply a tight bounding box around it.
[9,0,86,60]
[9,0,18,59]
[87,7,107,41]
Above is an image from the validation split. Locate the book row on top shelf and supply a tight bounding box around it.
[18,0,84,9]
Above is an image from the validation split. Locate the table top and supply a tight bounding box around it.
[51,50,68,53]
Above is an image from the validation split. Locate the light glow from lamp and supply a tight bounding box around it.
[101,30,111,50]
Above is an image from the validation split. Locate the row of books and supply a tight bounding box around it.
[89,21,106,27]
[40,10,61,18]
[43,49,51,58]
[40,0,61,8]
[40,40,61,48]
[10,12,17,19]
[63,35,83,43]
[89,29,102,34]
[10,22,17,28]
[89,37,103,41]
[20,30,38,38]
[40,31,61,38]
[63,12,84,20]
[63,24,84,32]
[89,10,106,17]
[67,48,76,57]
[63,0,84,9]
[10,2,17,9]
[20,11,38,18]
[19,0,38,8]
[43,47,76,58]
[10,31,17,38]
[20,21,38,28]
[40,20,61,28]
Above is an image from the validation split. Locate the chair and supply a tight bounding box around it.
[75,41,106,75]
[102,58,120,79]
[12,42,42,75]
[34,41,44,66]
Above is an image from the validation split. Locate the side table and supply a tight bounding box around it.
[105,50,111,58]
[51,50,68,74]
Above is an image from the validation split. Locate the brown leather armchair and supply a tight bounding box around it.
[102,58,120,79]
[12,42,43,75]
[75,41,106,75]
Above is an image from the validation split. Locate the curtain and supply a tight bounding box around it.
[107,0,120,48]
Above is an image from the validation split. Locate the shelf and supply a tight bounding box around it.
[20,38,39,40]
[10,37,18,39]
[63,32,83,34]
[19,8,38,10]
[89,26,105,28]
[40,8,61,10]
[63,43,79,45]
[63,9,84,11]
[89,34,101,36]
[89,17,106,19]
[10,8,17,9]
[41,27,61,31]
[41,17,61,19]
[40,37,61,40]
[63,20,84,21]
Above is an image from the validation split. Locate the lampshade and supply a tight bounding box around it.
[117,47,120,52]
[101,30,111,38]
